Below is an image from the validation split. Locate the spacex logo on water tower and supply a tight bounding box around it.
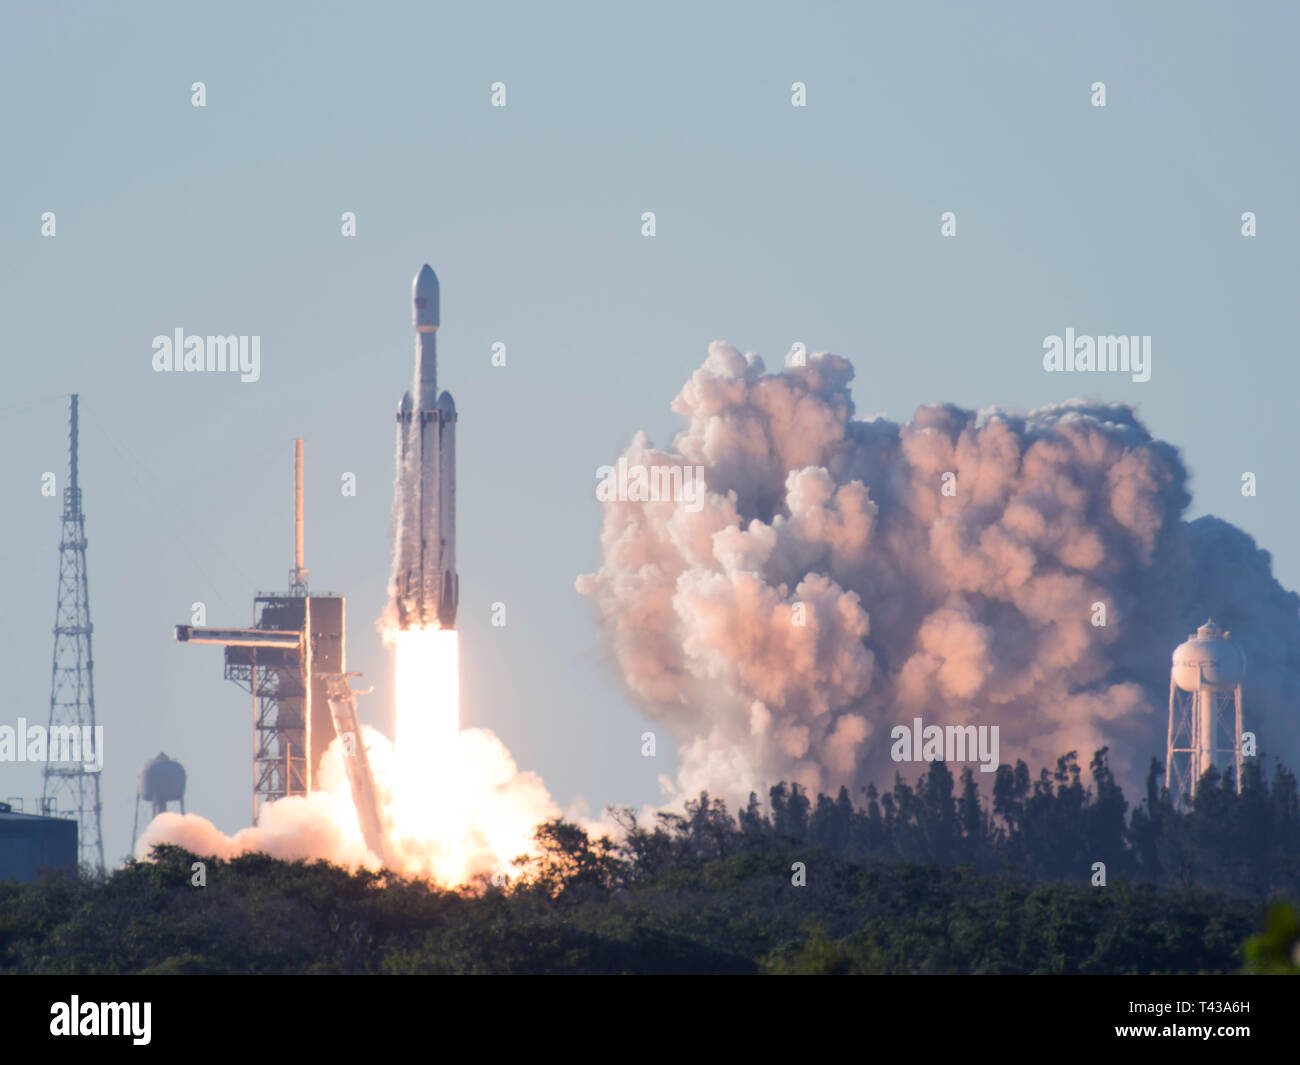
[393,264,459,630]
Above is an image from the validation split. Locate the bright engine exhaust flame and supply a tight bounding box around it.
[380,622,563,884]
[392,626,468,839]
[394,627,460,787]
[137,620,563,887]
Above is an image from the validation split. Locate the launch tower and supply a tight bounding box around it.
[175,440,344,822]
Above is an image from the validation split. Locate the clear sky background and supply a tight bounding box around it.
[2,1,1297,866]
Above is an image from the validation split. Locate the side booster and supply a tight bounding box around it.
[394,264,458,629]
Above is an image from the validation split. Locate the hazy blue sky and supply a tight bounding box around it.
[3,1,1297,865]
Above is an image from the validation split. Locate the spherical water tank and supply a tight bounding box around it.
[1171,620,1245,692]
[139,752,186,805]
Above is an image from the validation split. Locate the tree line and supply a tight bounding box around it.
[1,749,1297,973]
[594,751,1300,897]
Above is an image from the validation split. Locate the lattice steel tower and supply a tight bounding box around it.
[42,394,105,872]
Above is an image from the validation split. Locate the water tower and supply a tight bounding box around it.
[132,753,187,848]
[1166,620,1244,802]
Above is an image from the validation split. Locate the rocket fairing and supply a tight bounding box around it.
[394,264,459,630]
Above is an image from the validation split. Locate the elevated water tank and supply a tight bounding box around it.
[139,752,186,815]
[1171,620,1245,692]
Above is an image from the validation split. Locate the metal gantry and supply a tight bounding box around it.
[42,395,105,873]
[318,671,386,864]
[173,440,344,824]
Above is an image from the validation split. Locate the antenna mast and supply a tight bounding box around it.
[42,394,106,872]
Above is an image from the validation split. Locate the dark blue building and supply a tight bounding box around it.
[0,802,78,881]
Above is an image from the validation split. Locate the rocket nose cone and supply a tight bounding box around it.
[413,264,440,331]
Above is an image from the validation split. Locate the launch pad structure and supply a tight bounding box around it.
[192,590,345,821]
[174,442,383,856]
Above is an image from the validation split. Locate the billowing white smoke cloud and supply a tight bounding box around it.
[577,343,1300,803]
[137,726,561,886]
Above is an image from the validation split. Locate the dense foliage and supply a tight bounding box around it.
[741,749,1300,896]
[2,750,1297,974]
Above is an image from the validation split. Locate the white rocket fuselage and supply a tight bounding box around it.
[395,264,458,630]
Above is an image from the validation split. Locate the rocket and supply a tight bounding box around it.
[393,264,458,629]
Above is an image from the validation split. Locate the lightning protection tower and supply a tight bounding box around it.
[42,395,105,873]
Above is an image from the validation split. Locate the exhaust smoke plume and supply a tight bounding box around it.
[136,722,560,885]
[577,343,1300,802]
